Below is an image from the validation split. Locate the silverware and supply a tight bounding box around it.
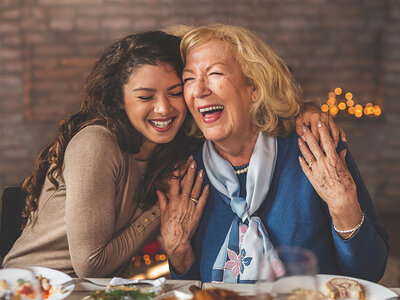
[58,278,154,290]
[58,278,107,289]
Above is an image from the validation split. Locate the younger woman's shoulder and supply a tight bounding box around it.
[66,125,121,157]
[72,125,117,145]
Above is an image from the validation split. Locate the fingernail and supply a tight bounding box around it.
[190,161,196,168]
[199,169,204,177]
[301,135,306,141]
[205,185,209,191]
[298,138,303,146]
[344,149,347,157]
[302,125,307,133]
[317,121,322,128]
[298,156,302,163]
[188,155,194,160]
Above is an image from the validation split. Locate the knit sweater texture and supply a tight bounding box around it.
[3,125,160,278]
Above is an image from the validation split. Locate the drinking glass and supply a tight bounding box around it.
[255,246,320,299]
[271,246,321,299]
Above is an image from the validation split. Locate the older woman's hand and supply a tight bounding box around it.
[296,103,346,147]
[157,157,209,274]
[297,121,363,239]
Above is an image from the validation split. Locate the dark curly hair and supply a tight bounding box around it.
[21,31,202,227]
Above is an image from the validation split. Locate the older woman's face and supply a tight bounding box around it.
[182,39,256,145]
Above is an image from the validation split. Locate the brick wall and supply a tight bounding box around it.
[0,0,399,213]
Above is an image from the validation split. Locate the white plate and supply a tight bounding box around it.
[27,266,75,299]
[271,274,398,300]
[317,274,397,300]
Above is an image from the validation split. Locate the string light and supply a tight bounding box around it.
[334,87,342,95]
[338,102,346,110]
[321,87,382,119]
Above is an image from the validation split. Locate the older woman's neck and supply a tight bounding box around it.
[213,131,259,167]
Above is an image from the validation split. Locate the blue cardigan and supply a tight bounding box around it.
[171,133,389,282]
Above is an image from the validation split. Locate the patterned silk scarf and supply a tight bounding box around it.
[203,132,284,283]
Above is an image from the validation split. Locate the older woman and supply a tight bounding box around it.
[158,24,388,283]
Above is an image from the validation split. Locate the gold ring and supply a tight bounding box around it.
[189,196,198,204]
[307,157,316,168]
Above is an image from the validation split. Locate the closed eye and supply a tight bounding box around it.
[183,77,194,84]
[138,96,153,100]
[170,91,183,97]
[209,72,223,76]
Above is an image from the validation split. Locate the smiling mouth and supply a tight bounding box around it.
[149,118,174,129]
[198,105,225,116]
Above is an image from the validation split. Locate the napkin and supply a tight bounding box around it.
[109,277,166,288]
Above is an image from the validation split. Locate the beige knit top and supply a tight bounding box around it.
[2,125,161,278]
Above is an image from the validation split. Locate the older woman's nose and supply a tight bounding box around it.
[154,95,173,115]
[193,78,211,99]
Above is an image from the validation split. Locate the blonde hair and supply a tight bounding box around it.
[181,24,302,137]
[162,24,194,38]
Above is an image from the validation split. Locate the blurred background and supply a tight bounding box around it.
[0,0,399,286]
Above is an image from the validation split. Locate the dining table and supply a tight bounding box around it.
[65,278,400,299]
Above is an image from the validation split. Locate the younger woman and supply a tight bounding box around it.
[2,31,200,277]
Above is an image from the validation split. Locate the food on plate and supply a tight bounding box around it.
[191,288,270,300]
[0,274,66,300]
[325,278,365,300]
[0,278,37,299]
[36,275,64,298]
[288,288,327,300]
[84,288,155,300]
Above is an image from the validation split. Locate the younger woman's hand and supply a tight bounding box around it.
[157,156,209,274]
[296,103,346,147]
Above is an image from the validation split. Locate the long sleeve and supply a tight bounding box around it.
[170,260,200,280]
[63,126,160,278]
[330,149,389,282]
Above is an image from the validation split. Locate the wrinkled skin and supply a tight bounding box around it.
[298,121,363,239]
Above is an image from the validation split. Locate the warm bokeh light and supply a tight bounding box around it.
[345,92,353,100]
[355,104,363,111]
[366,102,373,107]
[145,260,151,265]
[355,110,363,118]
[321,104,329,112]
[143,254,150,260]
[327,97,336,106]
[346,99,354,107]
[328,92,336,98]
[330,106,339,115]
[374,107,382,116]
[338,102,346,110]
[146,261,169,279]
[159,254,167,261]
[334,87,342,95]
[348,107,356,114]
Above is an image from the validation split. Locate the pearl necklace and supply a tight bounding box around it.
[234,166,249,175]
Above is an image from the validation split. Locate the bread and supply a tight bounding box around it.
[191,288,246,300]
[325,278,365,300]
[191,288,272,300]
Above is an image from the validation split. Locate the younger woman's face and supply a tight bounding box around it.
[123,63,187,153]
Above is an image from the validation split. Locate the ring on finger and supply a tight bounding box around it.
[307,157,317,168]
[189,196,198,204]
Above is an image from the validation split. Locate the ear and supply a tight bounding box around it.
[251,86,258,102]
